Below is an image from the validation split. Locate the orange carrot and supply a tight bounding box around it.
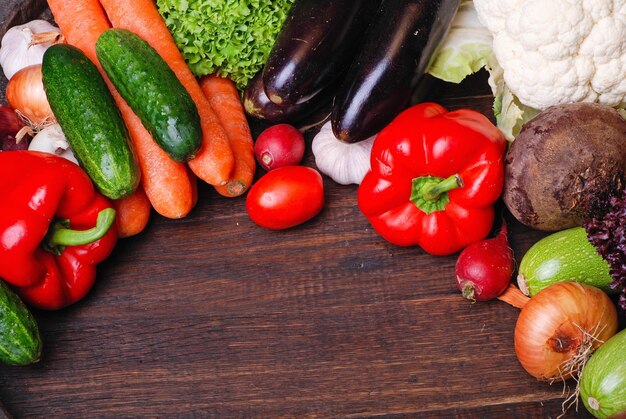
[98,0,235,187]
[112,185,151,238]
[124,111,197,219]
[199,75,256,198]
[47,0,197,219]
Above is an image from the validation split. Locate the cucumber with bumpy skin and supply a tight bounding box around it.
[42,44,140,199]
[96,29,202,162]
[517,227,613,296]
[0,281,42,366]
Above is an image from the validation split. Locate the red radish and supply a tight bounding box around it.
[455,220,514,302]
[254,123,305,171]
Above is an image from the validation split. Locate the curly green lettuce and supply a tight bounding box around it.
[156,0,294,90]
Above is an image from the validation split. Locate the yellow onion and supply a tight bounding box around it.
[514,282,618,381]
[6,63,55,126]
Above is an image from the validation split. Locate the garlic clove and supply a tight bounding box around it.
[28,123,79,165]
[312,121,375,185]
[0,20,62,80]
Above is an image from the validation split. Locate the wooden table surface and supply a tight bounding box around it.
[1,2,623,418]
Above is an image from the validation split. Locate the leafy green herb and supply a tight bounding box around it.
[156,0,294,90]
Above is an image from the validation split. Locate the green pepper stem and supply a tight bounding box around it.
[422,174,463,201]
[48,208,116,248]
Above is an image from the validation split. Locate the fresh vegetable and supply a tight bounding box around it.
[244,69,333,124]
[580,329,626,419]
[358,102,507,256]
[425,0,539,141]
[246,166,324,230]
[473,0,626,112]
[496,283,531,310]
[432,0,626,141]
[0,105,27,151]
[503,103,626,231]
[514,282,618,382]
[6,64,54,126]
[262,0,380,106]
[198,75,255,198]
[455,220,513,301]
[331,0,460,143]
[47,0,198,219]
[111,186,152,238]
[156,0,294,90]
[518,227,613,297]
[99,0,235,187]
[0,19,62,80]
[585,186,626,311]
[427,1,492,85]
[254,124,305,171]
[311,121,375,185]
[96,29,201,162]
[42,43,140,200]
[0,151,118,310]
[0,280,42,366]
[27,123,78,164]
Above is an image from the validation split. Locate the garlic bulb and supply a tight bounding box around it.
[0,20,62,80]
[28,124,79,165]
[312,121,376,185]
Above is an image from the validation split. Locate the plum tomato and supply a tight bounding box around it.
[246,166,324,230]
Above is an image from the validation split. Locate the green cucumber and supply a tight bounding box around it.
[96,29,202,162]
[42,44,140,199]
[517,227,613,296]
[0,281,42,366]
[580,329,626,418]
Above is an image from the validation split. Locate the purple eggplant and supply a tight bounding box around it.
[331,0,460,143]
[262,0,381,107]
[243,69,333,124]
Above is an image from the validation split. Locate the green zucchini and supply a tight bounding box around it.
[0,281,42,366]
[517,227,613,296]
[580,329,626,418]
[96,29,202,162]
[42,44,140,199]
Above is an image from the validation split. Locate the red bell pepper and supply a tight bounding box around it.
[358,102,506,256]
[0,151,118,310]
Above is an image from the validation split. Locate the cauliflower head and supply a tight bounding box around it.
[473,0,626,110]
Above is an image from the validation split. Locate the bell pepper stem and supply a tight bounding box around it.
[422,174,463,201]
[47,208,116,248]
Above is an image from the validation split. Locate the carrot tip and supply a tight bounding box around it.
[228,181,247,196]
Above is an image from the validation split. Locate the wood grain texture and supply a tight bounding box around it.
[0,3,617,418]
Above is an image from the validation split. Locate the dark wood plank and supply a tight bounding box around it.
[0,3,603,418]
[0,0,47,37]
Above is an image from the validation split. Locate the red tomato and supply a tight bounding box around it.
[246,166,324,230]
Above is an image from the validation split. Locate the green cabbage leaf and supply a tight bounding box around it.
[156,0,294,90]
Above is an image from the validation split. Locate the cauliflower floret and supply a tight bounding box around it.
[474,0,626,110]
